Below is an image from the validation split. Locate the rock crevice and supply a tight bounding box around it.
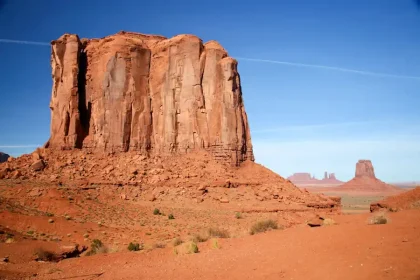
[47,32,253,164]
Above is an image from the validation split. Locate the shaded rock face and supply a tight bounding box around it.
[0,152,10,163]
[47,31,253,165]
[355,160,375,178]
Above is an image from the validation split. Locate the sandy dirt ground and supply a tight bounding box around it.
[1,210,419,280]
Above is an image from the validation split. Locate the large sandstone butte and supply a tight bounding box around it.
[337,160,400,193]
[46,31,253,165]
[355,160,375,178]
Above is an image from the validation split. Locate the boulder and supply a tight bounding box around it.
[31,160,45,171]
[10,170,22,179]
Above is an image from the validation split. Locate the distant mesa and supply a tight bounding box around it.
[288,172,343,186]
[336,160,401,194]
[0,152,10,163]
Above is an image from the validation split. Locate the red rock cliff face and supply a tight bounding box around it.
[47,32,253,164]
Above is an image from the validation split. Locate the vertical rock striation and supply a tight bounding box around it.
[47,31,253,164]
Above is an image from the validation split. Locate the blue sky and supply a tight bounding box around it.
[0,0,419,182]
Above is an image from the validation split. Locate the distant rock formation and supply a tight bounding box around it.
[288,171,343,185]
[355,160,375,178]
[46,31,253,165]
[0,152,10,163]
[337,160,400,193]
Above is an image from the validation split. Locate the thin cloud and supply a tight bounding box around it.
[0,39,50,46]
[236,57,420,81]
[0,145,40,148]
[252,121,384,134]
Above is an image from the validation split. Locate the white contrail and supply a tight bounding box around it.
[0,145,40,148]
[0,39,50,46]
[236,57,420,80]
[1,39,418,80]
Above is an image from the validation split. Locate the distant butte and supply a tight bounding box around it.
[333,160,401,194]
[288,172,343,186]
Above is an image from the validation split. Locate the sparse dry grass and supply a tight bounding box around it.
[250,219,280,235]
[208,228,230,238]
[192,227,230,243]
[153,242,166,249]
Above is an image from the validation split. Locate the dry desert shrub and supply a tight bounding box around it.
[322,218,336,226]
[153,242,166,249]
[192,233,208,243]
[86,239,107,256]
[172,237,183,246]
[411,200,420,209]
[128,242,142,251]
[250,219,281,235]
[192,227,230,243]
[212,238,219,249]
[207,228,230,238]
[186,241,199,254]
[35,248,56,262]
[369,214,388,225]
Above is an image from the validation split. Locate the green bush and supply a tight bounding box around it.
[235,212,242,219]
[153,208,161,215]
[168,214,175,220]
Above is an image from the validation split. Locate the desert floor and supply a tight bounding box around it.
[0,182,419,280]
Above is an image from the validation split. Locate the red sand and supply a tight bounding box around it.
[1,210,419,280]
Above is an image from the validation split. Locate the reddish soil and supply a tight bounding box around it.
[1,151,418,279]
[1,210,419,280]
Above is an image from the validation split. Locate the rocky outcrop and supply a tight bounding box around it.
[46,31,253,165]
[0,152,10,163]
[355,160,375,178]
[370,187,420,212]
